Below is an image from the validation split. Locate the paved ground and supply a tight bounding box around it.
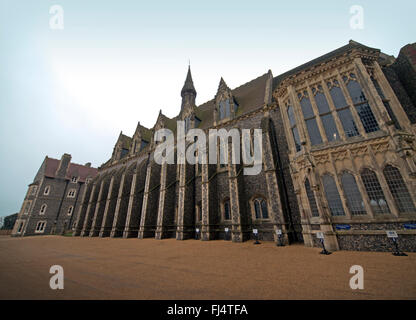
[0,235,415,300]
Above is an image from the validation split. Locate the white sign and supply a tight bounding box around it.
[276,229,282,235]
[253,229,258,234]
[386,230,398,238]
[196,228,200,233]
[316,232,324,239]
[225,228,229,232]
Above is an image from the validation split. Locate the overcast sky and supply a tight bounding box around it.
[0,0,415,217]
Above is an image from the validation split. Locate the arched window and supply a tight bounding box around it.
[322,174,345,216]
[383,165,415,213]
[219,99,231,120]
[313,86,340,142]
[39,204,47,215]
[44,186,50,195]
[360,168,390,214]
[253,198,268,219]
[327,79,359,138]
[341,172,366,215]
[223,199,231,220]
[67,189,76,198]
[67,206,74,216]
[287,104,301,152]
[344,74,379,133]
[305,179,319,217]
[299,91,322,145]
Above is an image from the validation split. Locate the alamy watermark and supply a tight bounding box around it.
[49,5,64,30]
[349,5,364,30]
[154,121,263,176]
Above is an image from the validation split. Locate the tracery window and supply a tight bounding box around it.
[327,79,359,138]
[305,179,319,217]
[360,168,390,214]
[312,85,340,142]
[322,174,345,216]
[343,73,379,133]
[341,172,366,215]
[253,197,269,219]
[383,165,415,213]
[299,91,322,146]
[287,103,302,152]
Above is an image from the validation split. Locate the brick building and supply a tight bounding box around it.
[27,40,416,252]
[12,154,98,236]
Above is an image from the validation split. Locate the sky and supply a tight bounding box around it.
[0,0,415,218]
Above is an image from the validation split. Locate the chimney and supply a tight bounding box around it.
[85,162,91,168]
[56,153,72,178]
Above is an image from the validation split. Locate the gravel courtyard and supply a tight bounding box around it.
[0,235,415,300]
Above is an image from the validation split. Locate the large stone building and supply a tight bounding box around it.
[12,154,98,236]
[29,40,416,252]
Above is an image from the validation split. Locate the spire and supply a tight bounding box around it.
[181,65,196,98]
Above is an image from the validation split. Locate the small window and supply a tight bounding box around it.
[71,176,78,183]
[44,186,50,195]
[35,221,46,233]
[67,206,74,216]
[17,221,24,233]
[67,189,76,198]
[39,204,47,215]
[223,199,231,220]
[31,186,38,196]
[253,198,269,219]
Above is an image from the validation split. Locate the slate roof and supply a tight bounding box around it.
[195,72,270,129]
[44,157,98,182]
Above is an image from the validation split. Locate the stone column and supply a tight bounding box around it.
[262,122,289,244]
[80,183,98,237]
[110,172,126,237]
[100,176,116,237]
[73,183,92,236]
[89,181,105,236]
[201,163,218,241]
[156,162,177,239]
[123,163,147,238]
[176,161,195,240]
[138,160,161,238]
